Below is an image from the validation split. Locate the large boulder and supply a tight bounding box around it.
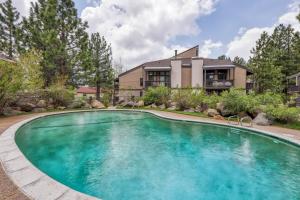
[159,104,166,109]
[68,99,85,109]
[36,100,47,108]
[216,102,231,116]
[253,113,272,126]
[151,103,157,108]
[3,107,23,116]
[167,105,176,111]
[137,100,144,107]
[207,109,220,117]
[19,102,36,112]
[121,101,135,107]
[91,100,105,109]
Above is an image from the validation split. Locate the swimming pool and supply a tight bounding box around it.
[15,111,300,200]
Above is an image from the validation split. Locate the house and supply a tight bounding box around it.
[115,46,252,101]
[287,72,300,94]
[76,86,97,98]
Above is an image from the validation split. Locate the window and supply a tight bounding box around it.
[218,70,228,80]
[206,70,215,80]
[147,71,170,86]
[140,78,143,86]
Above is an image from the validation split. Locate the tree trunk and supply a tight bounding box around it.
[96,81,100,101]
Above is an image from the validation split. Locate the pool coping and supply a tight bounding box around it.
[0,109,300,200]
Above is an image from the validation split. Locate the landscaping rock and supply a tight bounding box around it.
[184,108,195,113]
[253,113,272,126]
[195,104,207,112]
[32,108,47,113]
[3,107,23,116]
[19,102,36,112]
[216,102,231,116]
[36,100,47,108]
[91,100,105,109]
[159,104,166,109]
[167,106,176,111]
[151,103,157,108]
[83,103,92,109]
[57,106,66,110]
[170,102,177,107]
[47,104,54,110]
[137,100,144,107]
[207,109,220,117]
[68,99,85,109]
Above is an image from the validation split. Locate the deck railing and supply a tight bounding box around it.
[205,80,233,88]
[145,81,171,88]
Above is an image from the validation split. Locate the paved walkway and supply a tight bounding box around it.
[0,110,300,199]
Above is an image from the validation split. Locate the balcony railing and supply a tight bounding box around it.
[205,80,234,88]
[288,85,300,93]
[145,81,171,88]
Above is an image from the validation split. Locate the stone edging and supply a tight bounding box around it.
[0,109,300,200]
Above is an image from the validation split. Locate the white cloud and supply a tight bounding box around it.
[0,0,37,17]
[81,0,219,69]
[226,1,300,60]
[199,39,222,57]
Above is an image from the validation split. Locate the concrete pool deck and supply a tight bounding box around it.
[0,109,300,200]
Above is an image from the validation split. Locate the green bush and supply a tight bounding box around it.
[255,92,283,106]
[143,86,171,106]
[45,84,75,107]
[265,105,300,123]
[203,92,221,109]
[172,89,194,110]
[220,88,258,114]
[102,93,111,107]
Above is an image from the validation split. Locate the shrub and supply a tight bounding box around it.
[265,105,300,123]
[44,84,75,107]
[255,92,283,106]
[0,60,23,114]
[220,88,258,114]
[203,92,221,109]
[143,86,171,106]
[102,93,111,107]
[172,89,194,110]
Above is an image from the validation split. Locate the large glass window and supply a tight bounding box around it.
[206,70,215,80]
[147,71,170,87]
[218,69,228,80]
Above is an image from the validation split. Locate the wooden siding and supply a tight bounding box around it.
[181,66,192,88]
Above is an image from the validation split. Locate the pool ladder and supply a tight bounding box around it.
[227,115,253,127]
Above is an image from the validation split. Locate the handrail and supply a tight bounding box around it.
[240,116,253,127]
[227,115,240,125]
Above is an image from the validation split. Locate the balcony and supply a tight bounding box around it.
[145,81,171,88]
[288,85,300,93]
[205,80,234,89]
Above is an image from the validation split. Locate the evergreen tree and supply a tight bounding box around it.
[88,33,114,100]
[0,0,20,58]
[22,0,90,87]
[218,55,231,61]
[233,56,247,66]
[249,32,283,93]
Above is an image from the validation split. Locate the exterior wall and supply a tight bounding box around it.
[119,67,143,90]
[175,47,198,58]
[171,60,182,88]
[234,67,247,88]
[75,93,96,99]
[191,59,203,87]
[181,66,192,88]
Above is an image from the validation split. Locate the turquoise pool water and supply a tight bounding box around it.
[16,111,300,200]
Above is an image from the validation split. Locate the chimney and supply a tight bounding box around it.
[175,50,178,59]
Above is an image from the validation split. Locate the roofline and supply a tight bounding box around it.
[170,45,199,58]
[118,64,144,77]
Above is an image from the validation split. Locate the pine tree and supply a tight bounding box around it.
[218,55,231,61]
[0,0,20,58]
[88,33,114,100]
[22,0,90,87]
[233,56,247,66]
[249,32,283,93]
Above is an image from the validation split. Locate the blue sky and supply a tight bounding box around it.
[73,0,299,67]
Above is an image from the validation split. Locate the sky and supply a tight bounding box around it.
[6,0,300,69]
